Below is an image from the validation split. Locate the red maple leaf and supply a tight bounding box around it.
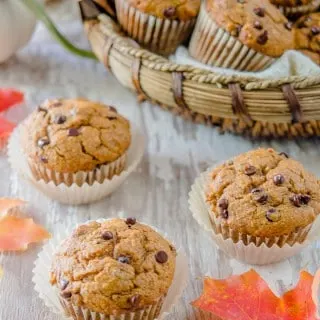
[192,269,319,320]
[0,89,24,112]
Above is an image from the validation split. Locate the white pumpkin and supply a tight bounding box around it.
[0,1,37,63]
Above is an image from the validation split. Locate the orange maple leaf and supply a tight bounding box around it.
[0,215,51,251]
[0,89,24,112]
[192,269,319,320]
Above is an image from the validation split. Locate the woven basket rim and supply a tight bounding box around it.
[92,13,320,89]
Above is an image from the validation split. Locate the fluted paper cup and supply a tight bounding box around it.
[32,219,189,320]
[115,0,196,56]
[189,3,275,71]
[7,122,145,205]
[188,167,320,265]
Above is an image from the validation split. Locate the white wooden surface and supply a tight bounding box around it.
[0,3,320,320]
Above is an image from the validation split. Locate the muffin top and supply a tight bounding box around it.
[50,218,176,314]
[206,0,294,57]
[126,0,200,20]
[206,148,320,238]
[24,98,131,174]
[294,13,320,54]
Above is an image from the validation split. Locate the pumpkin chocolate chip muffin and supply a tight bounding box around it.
[206,148,320,247]
[115,0,200,55]
[50,218,176,319]
[271,0,320,17]
[189,0,294,71]
[294,13,320,64]
[23,98,131,186]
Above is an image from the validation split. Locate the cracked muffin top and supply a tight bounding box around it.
[24,98,131,173]
[50,218,176,314]
[206,0,294,57]
[126,0,200,20]
[206,148,320,238]
[294,13,320,55]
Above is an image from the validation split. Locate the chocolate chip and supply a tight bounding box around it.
[38,138,50,148]
[244,165,256,176]
[273,174,285,186]
[155,251,168,264]
[128,295,141,307]
[101,231,113,240]
[54,115,67,124]
[107,116,117,120]
[163,6,176,18]
[254,21,263,30]
[60,279,69,290]
[109,106,117,113]
[61,291,72,299]
[221,209,229,219]
[289,194,310,207]
[251,187,263,194]
[254,7,265,17]
[279,152,289,158]
[297,16,312,28]
[218,198,228,210]
[301,194,311,204]
[68,128,79,136]
[284,22,293,31]
[40,156,48,163]
[256,193,268,204]
[125,217,136,226]
[311,26,320,35]
[266,208,281,222]
[118,256,130,264]
[257,31,268,45]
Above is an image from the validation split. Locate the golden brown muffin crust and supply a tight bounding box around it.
[206,148,320,238]
[50,219,176,314]
[206,0,294,57]
[126,0,200,20]
[294,13,320,54]
[24,98,131,174]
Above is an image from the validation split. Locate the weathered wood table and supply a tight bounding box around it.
[0,3,319,320]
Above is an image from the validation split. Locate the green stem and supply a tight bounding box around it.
[22,0,97,60]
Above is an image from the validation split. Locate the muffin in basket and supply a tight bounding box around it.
[206,148,320,248]
[270,0,320,17]
[294,13,320,65]
[23,98,131,187]
[50,218,177,320]
[189,0,294,71]
[115,0,200,56]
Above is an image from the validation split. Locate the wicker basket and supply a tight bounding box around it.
[79,0,320,138]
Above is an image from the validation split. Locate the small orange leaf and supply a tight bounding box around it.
[192,269,319,320]
[0,89,24,112]
[0,198,25,215]
[0,216,50,251]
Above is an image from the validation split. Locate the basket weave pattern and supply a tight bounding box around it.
[80,1,320,138]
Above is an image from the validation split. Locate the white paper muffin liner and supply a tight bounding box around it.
[115,0,196,56]
[32,219,189,320]
[279,0,320,16]
[189,3,275,71]
[7,122,145,205]
[188,168,320,265]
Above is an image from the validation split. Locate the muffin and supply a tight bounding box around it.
[93,0,116,17]
[115,0,200,56]
[206,148,320,247]
[189,0,294,71]
[294,13,320,64]
[23,98,131,187]
[270,0,320,17]
[50,218,176,320]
